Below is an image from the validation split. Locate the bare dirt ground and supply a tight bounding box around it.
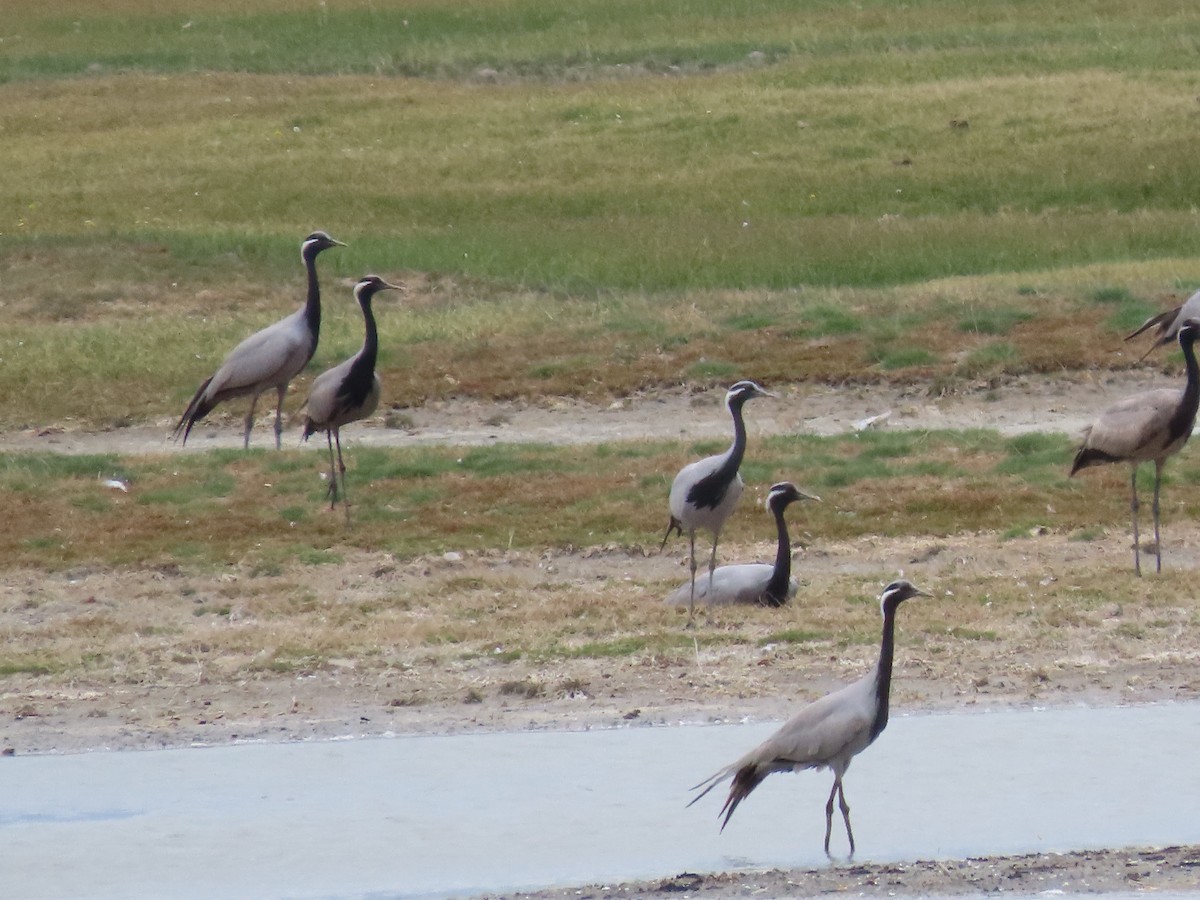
[3,371,1199,897]
[1,368,1167,455]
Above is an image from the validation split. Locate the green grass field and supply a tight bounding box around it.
[3,0,1200,567]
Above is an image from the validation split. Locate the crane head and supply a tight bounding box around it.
[879,579,929,614]
[725,380,775,409]
[764,481,820,512]
[353,275,403,305]
[302,231,347,259]
[1178,318,1200,346]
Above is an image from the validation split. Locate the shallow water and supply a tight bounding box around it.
[3,703,1200,899]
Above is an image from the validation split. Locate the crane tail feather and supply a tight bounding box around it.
[1124,309,1173,342]
[1070,446,1120,476]
[172,377,215,445]
[717,765,767,831]
[687,766,733,806]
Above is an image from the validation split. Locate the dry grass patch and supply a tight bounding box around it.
[7,524,1200,751]
[6,426,1200,570]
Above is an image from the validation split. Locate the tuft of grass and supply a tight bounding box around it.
[1090,286,1136,305]
[957,308,1034,335]
[561,636,650,659]
[686,359,740,380]
[760,629,826,645]
[0,659,57,676]
[498,679,544,699]
[798,304,862,338]
[869,346,937,371]
[957,341,1022,376]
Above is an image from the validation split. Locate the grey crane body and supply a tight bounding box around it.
[688,580,927,856]
[1125,288,1200,360]
[1072,319,1200,575]
[302,275,400,521]
[173,231,344,449]
[661,380,774,623]
[663,482,818,608]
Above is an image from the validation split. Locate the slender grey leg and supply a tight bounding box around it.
[708,532,719,591]
[324,431,338,504]
[1153,461,1163,573]
[334,430,351,526]
[1130,466,1141,577]
[273,385,287,450]
[838,782,856,856]
[687,532,698,627]
[823,780,838,856]
[242,393,261,449]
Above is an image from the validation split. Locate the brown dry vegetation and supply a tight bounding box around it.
[6,522,1200,755]
[7,384,1200,757]
[3,247,1192,428]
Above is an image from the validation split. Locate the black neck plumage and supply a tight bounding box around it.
[869,599,900,742]
[762,500,792,606]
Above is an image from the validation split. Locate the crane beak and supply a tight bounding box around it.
[797,488,821,502]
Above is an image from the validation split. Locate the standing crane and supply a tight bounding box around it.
[1124,288,1200,361]
[688,579,928,856]
[663,481,819,608]
[301,275,399,523]
[173,230,344,449]
[661,380,774,625]
[1071,319,1200,575]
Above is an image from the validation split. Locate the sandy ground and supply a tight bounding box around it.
[0,369,1169,456]
[3,371,1200,897]
[494,844,1200,899]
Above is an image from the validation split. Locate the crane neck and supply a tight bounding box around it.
[301,244,323,345]
[342,294,380,401]
[762,501,792,606]
[357,295,379,370]
[1169,331,1200,443]
[711,395,750,483]
[1181,330,1199,412]
[869,599,901,742]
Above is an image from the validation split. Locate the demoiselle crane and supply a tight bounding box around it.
[1071,319,1200,575]
[660,380,774,624]
[173,230,344,448]
[301,275,399,522]
[688,579,928,856]
[663,481,818,608]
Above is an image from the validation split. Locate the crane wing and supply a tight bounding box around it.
[663,564,781,606]
[1084,388,1183,461]
[750,677,877,771]
[206,312,312,398]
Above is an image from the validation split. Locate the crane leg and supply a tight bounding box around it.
[273,385,288,451]
[707,532,720,593]
[686,532,698,627]
[324,431,339,504]
[1130,467,1142,577]
[334,430,351,526]
[838,782,856,857]
[1153,462,1163,574]
[824,777,855,856]
[242,394,261,450]
[823,779,838,855]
